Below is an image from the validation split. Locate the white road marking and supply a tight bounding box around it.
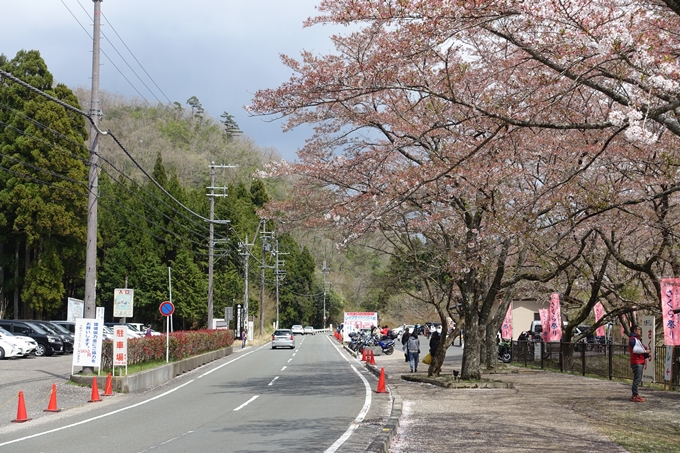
[281,366,287,371]
[288,358,293,363]
[233,395,259,411]
[323,336,374,453]
[268,376,279,386]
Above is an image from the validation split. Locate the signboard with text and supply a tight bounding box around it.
[113,288,134,318]
[113,325,128,367]
[343,312,378,342]
[72,318,103,368]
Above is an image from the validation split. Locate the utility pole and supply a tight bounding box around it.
[206,162,236,329]
[259,221,273,335]
[84,0,103,319]
[322,260,330,329]
[274,239,288,330]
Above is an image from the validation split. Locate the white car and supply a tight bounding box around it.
[0,326,37,357]
[291,325,304,335]
[0,338,22,359]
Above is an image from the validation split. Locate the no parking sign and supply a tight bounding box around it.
[159,301,174,316]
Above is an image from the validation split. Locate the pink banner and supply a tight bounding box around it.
[594,302,605,337]
[539,308,549,341]
[660,279,680,346]
[546,293,562,342]
[501,302,513,340]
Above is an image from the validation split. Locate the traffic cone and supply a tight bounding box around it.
[44,384,61,412]
[361,348,367,361]
[375,367,387,393]
[369,350,376,365]
[103,373,113,396]
[12,391,31,423]
[89,376,102,402]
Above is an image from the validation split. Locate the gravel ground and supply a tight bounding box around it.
[370,341,680,453]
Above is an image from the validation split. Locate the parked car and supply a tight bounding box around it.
[291,325,304,335]
[30,321,73,354]
[0,338,22,359]
[0,326,37,357]
[51,320,76,334]
[304,326,315,335]
[0,320,63,356]
[271,329,295,349]
[389,326,404,340]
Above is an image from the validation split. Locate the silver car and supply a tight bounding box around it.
[271,329,295,349]
[291,325,304,335]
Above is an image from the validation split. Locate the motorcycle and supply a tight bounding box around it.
[498,338,512,363]
[375,336,395,355]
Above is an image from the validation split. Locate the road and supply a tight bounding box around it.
[0,334,385,452]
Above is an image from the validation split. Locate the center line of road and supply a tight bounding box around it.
[288,358,293,362]
[268,376,279,386]
[281,366,287,371]
[233,395,259,411]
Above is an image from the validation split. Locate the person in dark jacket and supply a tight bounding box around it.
[628,325,650,402]
[401,329,411,363]
[429,331,440,356]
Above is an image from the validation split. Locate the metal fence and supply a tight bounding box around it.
[510,340,680,386]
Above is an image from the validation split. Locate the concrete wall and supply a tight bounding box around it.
[70,346,233,393]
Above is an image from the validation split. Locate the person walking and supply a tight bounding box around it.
[628,325,649,402]
[407,331,420,373]
[401,328,411,363]
[429,330,440,356]
[241,329,247,349]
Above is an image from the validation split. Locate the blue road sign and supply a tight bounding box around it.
[159,301,175,316]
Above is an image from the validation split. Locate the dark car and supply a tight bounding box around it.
[0,320,63,356]
[51,320,76,334]
[32,321,74,354]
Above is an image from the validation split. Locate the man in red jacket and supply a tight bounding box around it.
[628,325,650,402]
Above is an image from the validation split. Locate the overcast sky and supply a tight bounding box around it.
[1,0,346,162]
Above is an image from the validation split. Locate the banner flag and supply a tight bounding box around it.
[594,302,606,337]
[546,293,562,342]
[501,302,513,340]
[660,278,680,346]
[539,309,549,341]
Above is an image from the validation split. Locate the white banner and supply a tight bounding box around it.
[641,316,655,383]
[113,288,134,318]
[113,325,128,366]
[72,318,104,368]
[343,312,378,342]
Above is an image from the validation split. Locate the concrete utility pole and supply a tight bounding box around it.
[259,221,273,335]
[206,162,236,329]
[84,0,103,319]
[322,260,330,329]
[274,240,288,330]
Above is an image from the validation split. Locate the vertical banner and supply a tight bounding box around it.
[501,302,513,340]
[113,325,128,367]
[664,346,673,382]
[343,312,378,342]
[594,302,606,337]
[547,293,562,342]
[659,278,680,345]
[641,316,655,383]
[113,288,134,318]
[72,318,103,368]
[539,309,549,341]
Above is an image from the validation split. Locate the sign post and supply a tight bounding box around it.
[160,301,174,363]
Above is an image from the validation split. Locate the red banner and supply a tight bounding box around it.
[660,279,680,346]
[539,308,549,341]
[594,302,605,337]
[546,293,562,342]
[501,302,513,340]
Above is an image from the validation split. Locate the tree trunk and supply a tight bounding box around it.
[461,304,482,380]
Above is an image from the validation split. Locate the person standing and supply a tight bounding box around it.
[628,325,649,402]
[241,328,247,349]
[145,324,152,337]
[401,328,411,363]
[407,331,420,373]
[429,330,440,356]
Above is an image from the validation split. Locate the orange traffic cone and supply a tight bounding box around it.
[103,373,113,396]
[376,367,387,393]
[44,383,61,412]
[12,391,31,423]
[361,348,367,361]
[89,376,102,402]
[369,350,376,365]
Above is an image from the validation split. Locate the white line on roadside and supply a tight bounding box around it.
[233,395,259,411]
[323,336,373,453]
[268,376,279,386]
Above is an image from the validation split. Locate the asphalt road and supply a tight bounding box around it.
[0,334,384,452]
